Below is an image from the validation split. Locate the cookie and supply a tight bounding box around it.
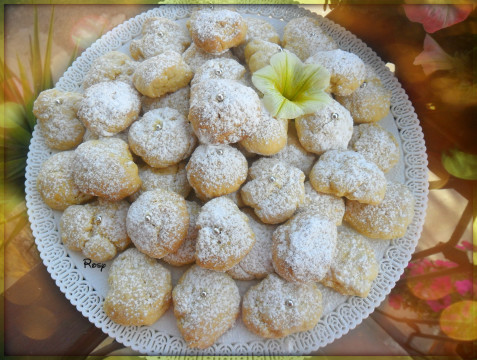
[191,58,246,87]
[244,39,283,73]
[182,43,236,73]
[141,86,190,117]
[82,51,136,89]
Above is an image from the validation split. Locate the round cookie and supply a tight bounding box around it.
[296,181,345,226]
[309,149,387,205]
[232,16,280,62]
[37,151,94,210]
[162,201,201,266]
[188,78,261,144]
[282,16,337,61]
[348,123,400,173]
[130,17,191,61]
[141,86,190,117]
[239,106,288,156]
[272,212,337,283]
[78,81,141,137]
[344,180,415,239]
[172,265,240,349]
[321,226,379,297]
[244,39,283,73]
[128,107,197,168]
[295,98,353,155]
[60,198,130,262]
[241,158,305,224]
[305,49,366,96]
[104,248,172,326]
[126,189,189,259]
[82,51,136,89]
[191,58,246,87]
[33,89,85,150]
[335,66,391,123]
[242,273,323,338]
[188,8,247,55]
[73,138,141,201]
[195,196,255,271]
[182,43,236,73]
[270,121,316,176]
[132,50,193,98]
[186,144,248,200]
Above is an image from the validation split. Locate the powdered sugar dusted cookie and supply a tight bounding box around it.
[37,151,94,210]
[348,123,400,173]
[104,248,172,325]
[306,49,366,96]
[188,8,247,55]
[344,181,415,239]
[126,189,189,258]
[283,16,337,61]
[133,50,193,98]
[195,197,255,271]
[73,138,141,201]
[183,43,236,73]
[172,265,240,348]
[241,158,305,224]
[141,86,190,117]
[186,144,248,200]
[162,201,201,266]
[233,17,280,61]
[296,181,345,226]
[188,78,261,144]
[191,58,246,86]
[242,273,323,338]
[130,17,190,60]
[33,89,85,150]
[270,122,316,176]
[321,226,379,297]
[244,39,283,73]
[295,98,353,155]
[272,212,337,283]
[128,107,197,168]
[309,150,387,205]
[60,198,130,262]
[82,51,136,89]
[78,81,141,137]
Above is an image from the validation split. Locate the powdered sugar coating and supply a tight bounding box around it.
[321,226,379,297]
[104,248,172,326]
[309,149,387,205]
[33,89,85,150]
[78,81,141,137]
[172,265,240,348]
[188,9,247,55]
[272,212,337,283]
[283,16,337,61]
[126,189,189,259]
[162,201,201,266]
[128,107,197,168]
[344,181,415,240]
[141,86,190,117]
[130,17,191,60]
[241,158,305,224]
[183,43,236,73]
[188,78,261,144]
[60,198,130,262]
[82,51,136,89]
[242,273,323,338]
[191,58,246,86]
[73,138,141,201]
[186,144,248,200]
[296,181,345,226]
[37,151,93,210]
[305,49,366,96]
[348,123,400,173]
[195,196,255,271]
[133,50,193,98]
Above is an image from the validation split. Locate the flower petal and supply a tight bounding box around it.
[252,64,279,94]
[404,4,473,33]
[414,34,454,76]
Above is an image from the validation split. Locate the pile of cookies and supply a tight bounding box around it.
[34,7,415,349]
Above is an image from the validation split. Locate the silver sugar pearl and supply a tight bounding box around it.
[213,227,221,235]
[269,176,276,182]
[331,113,339,120]
[215,69,223,76]
[94,215,102,225]
[216,149,224,155]
[145,214,152,222]
[200,291,207,298]
[360,81,367,89]
[158,31,164,37]
[285,299,294,307]
[155,123,162,131]
[55,99,61,105]
[310,32,316,36]
[216,93,224,102]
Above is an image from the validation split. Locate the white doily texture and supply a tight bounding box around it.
[25,4,428,356]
